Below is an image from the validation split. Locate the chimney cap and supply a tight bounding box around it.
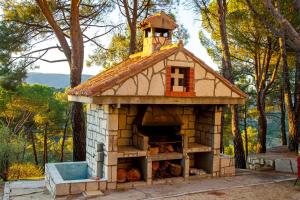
[139,11,177,30]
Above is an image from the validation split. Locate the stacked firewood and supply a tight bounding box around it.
[189,168,207,176]
[149,144,175,155]
[152,161,182,179]
[117,168,142,183]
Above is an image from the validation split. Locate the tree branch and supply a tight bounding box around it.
[35,0,72,64]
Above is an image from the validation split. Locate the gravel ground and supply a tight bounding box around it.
[3,171,298,200]
[171,181,300,200]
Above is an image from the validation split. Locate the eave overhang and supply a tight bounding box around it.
[68,95,246,105]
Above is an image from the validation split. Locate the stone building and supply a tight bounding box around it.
[67,12,246,190]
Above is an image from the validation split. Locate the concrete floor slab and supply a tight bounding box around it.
[3,170,297,200]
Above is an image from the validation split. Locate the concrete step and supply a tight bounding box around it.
[82,190,104,198]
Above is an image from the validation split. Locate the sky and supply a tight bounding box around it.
[30,4,217,76]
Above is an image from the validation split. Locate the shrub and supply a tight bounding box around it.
[224,144,234,155]
[242,126,258,154]
[7,163,44,180]
[224,126,258,156]
[0,123,26,180]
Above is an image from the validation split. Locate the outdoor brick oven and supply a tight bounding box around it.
[67,12,246,190]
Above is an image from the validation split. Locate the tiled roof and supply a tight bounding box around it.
[67,45,247,98]
[67,47,179,96]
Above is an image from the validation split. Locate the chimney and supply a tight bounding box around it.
[139,12,177,56]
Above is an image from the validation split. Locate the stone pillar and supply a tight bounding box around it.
[145,158,152,185]
[182,154,190,179]
[86,104,110,178]
[106,105,119,190]
[212,106,222,176]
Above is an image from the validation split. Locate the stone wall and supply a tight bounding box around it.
[177,106,196,145]
[191,106,222,176]
[219,154,235,176]
[116,105,197,148]
[247,155,297,174]
[86,104,110,179]
[195,107,214,146]
[213,107,222,176]
[85,104,234,190]
[117,105,138,147]
[86,104,121,190]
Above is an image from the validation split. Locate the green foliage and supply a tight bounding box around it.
[242,126,258,154]
[0,65,27,91]
[193,0,289,153]
[224,145,234,155]
[0,20,29,91]
[7,163,43,180]
[0,21,28,63]
[224,126,258,156]
[0,84,73,171]
[0,123,26,180]
[0,0,115,80]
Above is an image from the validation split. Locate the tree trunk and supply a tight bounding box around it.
[129,26,137,54]
[256,92,267,153]
[231,105,246,168]
[220,111,225,154]
[30,130,39,165]
[43,123,48,166]
[70,0,86,161]
[36,0,86,161]
[21,137,27,162]
[257,112,267,153]
[217,0,246,168]
[0,152,9,181]
[279,30,298,151]
[123,0,138,54]
[279,86,287,145]
[60,110,70,162]
[287,118,297,151]
[244,104,248,159]
[295,51,300,150]
[71,103,86,161]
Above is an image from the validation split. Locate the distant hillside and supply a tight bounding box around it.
[25,73,92,89]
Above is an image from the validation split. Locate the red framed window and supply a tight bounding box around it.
[166,65,195,97]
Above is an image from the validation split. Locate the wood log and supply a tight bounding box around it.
[149,146,159,155]
[166,144,174,152]
[117,168,127,183]
[159,144,166,153]
[127,168,142,182]
[189,168,207,176]
[161,161,170,169]
[168,163,182,176]
[152,161,160,171]
[156,161,171,178]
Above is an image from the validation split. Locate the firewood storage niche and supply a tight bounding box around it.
[135,105,184,179]
[135,105,183,154]
[116,105,221,188]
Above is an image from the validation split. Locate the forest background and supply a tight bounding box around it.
[0,0,297,181]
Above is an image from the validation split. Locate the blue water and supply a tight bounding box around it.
[55,162,89,180]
